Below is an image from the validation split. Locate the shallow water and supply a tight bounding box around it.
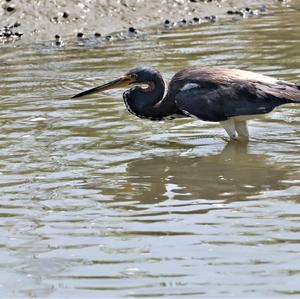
[1,2,300,298]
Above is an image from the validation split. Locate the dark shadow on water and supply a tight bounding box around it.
[102,141,292,204]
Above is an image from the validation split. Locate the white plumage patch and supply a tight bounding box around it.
[180,83,200,92]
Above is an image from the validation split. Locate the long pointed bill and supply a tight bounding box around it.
[72,75,136,98]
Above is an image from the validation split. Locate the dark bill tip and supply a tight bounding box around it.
[71,75,136,99]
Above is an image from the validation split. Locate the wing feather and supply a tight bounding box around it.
[174,81,291,122]
[170,68,300,122]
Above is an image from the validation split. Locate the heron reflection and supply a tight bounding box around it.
[100,141,292,204]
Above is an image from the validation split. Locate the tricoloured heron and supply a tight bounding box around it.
[72,65,300,139]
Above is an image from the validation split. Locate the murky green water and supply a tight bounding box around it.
[1,2,300,298]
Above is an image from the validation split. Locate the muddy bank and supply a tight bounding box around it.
[0,0,291,44]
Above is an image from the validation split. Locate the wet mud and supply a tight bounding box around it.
[0,0,291,45]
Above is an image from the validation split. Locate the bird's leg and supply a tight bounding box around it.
[220,119,238,140]
[234,119,249,140]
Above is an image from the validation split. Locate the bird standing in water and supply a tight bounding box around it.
[72,65,300,140]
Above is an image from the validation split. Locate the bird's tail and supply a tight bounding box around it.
[288,84,300,103]
[296,84,300,102]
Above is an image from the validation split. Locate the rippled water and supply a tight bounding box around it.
[1,2,300,298]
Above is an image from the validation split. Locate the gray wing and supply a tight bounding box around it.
[174,81,294,122]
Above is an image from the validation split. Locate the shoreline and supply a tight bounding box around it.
[0,0,287,45]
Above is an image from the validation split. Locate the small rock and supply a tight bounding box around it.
[6,6,15,12]
[13,21,21,27]
[51,16,58,23]
[227,10,235,15]
[128,27,136,33]
[14,32,23,38]
[164,19,172,28]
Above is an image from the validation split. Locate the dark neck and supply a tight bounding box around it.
[123,73,165,119]
[123,74,179,120]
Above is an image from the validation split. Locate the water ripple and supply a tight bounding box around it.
[0,2,300,298]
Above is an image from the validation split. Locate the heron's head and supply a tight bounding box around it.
[125,65,161,84]
[72,65,160,98]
